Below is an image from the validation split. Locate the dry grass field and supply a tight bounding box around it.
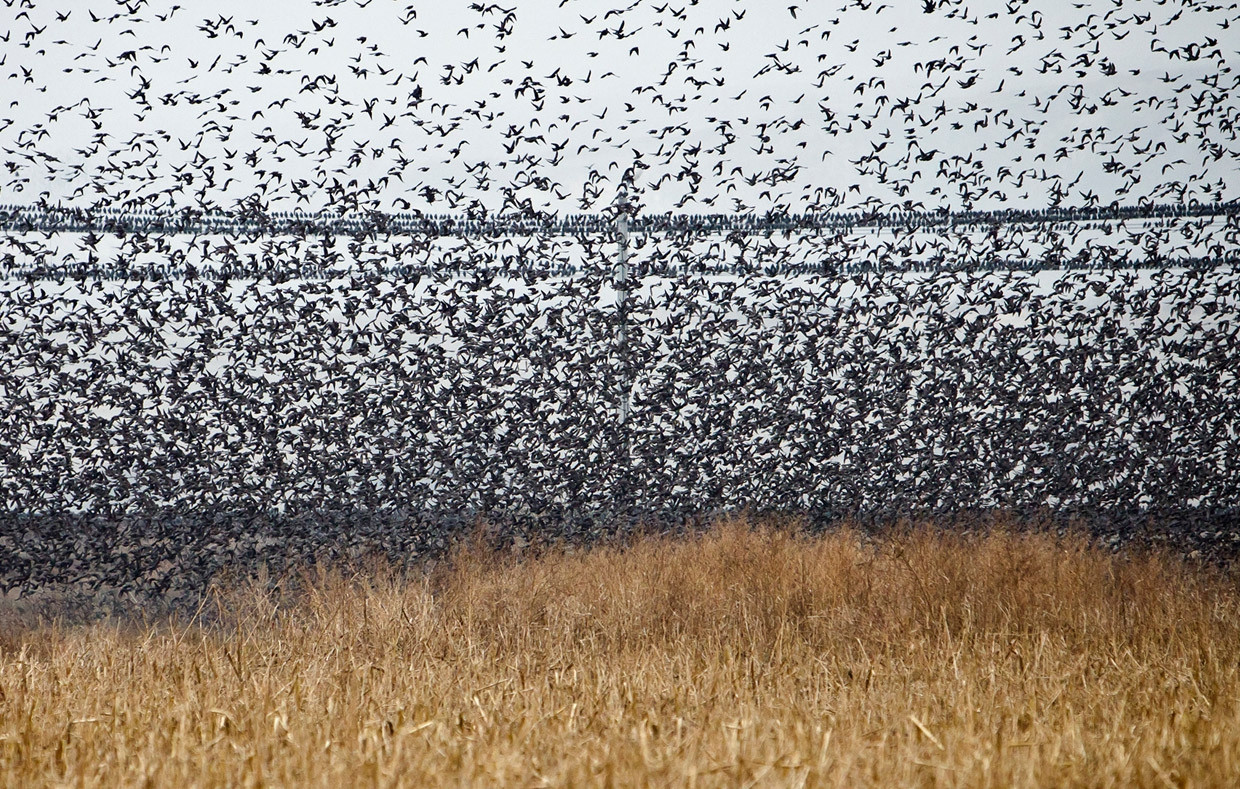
[2,518,1239,787]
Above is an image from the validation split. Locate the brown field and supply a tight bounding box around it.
[2,518,1239,787]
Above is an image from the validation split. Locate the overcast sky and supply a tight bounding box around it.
[2,0,1237,216]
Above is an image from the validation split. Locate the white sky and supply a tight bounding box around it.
[1,0,1237,215]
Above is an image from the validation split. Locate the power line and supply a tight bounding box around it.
[0,201,1235,238]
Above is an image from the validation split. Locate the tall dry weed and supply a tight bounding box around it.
[2,517,1239,787]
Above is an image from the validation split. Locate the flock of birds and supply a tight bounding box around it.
[0,1,1238,605]
[3,267,1238,603]
[2,1,1239,250]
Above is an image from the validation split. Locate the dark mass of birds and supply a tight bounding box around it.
[1,0,1239,608]
[3,267,1238,606]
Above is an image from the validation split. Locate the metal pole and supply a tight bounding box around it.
[615,208,630,425]
[611,194,635,522]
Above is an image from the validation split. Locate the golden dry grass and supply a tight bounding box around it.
[2,518,1240,787]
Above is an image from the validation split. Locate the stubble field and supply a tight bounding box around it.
[2,518,1239,787]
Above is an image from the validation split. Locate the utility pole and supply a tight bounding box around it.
[611,185,635,521]
[614,189,631,426]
